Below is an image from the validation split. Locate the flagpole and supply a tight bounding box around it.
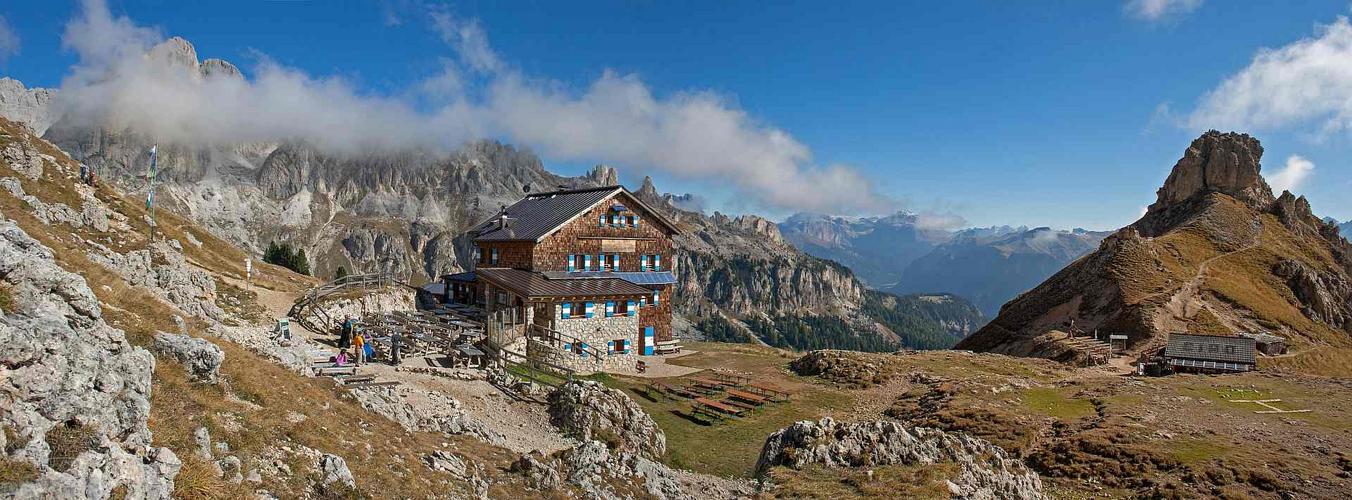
[147,144,158,240]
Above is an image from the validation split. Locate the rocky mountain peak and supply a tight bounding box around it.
[0,78,57,135]
[636,175,660,199]
[584,164,618,186]
[201,58,243,80]
[148,36,201,73]
[1150,130,1274,213]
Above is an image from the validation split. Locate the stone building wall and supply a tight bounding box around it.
[548,301,641,373]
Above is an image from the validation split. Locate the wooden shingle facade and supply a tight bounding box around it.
[445,185,680,359]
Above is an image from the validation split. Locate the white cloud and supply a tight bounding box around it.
[1267,154,1315,194]
[1124,0,1204,22]
[1188,16,1352,135]
[0,15,20,63]
[51,0,894,215]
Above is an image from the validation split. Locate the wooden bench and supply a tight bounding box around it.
[747,382,790,401]
[694,397,743,418]
[725,388,769,406]
[654,340,682,354]
[721,398,758,411]
[650,381,696,399]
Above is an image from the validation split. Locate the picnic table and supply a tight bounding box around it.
[725,388,769,406]
[712,370,751,386]
[650,381,696,400]
[747,382,791,401]
[689,377,728,388]
[655,339,682,354]
[693,397,743,418]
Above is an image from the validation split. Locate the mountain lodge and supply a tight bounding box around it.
[441,185,680,372]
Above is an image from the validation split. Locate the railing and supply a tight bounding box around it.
[289,272,407,333]
[527,324,608,361]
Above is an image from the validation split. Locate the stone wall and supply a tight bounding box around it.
[548,302,640,373]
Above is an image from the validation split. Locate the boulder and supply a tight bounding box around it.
[548,381,666,460]
[0,218,179,498]
[153,331,224,384]
[318,453,355,489]
[755,417,1044,500]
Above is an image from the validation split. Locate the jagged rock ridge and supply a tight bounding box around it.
[958,131,1352,362]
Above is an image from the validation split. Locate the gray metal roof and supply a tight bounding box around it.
[540,270,677,285]
[443,271,477,283]
[1164,333,1256,365]
[471,185,679,242]
[473,186,621,241]
[476,268,652,298]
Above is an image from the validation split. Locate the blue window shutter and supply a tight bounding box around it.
[567,254,575,272]
[491,248,499,264]
[613,254,621,270]
[607,340,615,353]
[561,303,571,319]
[585,302,594,318]
[653,291,660,306]
[605,301,615,317]
[635,215,641,228]
[643,327,655,356]
[584,254,592,271]
[624,339,631,352]
[599,215,605,227]
[640,255,647,271]
[564,342,572,351]
[627,300,637,316]
[654,255,661,270]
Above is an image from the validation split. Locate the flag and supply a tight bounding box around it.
[146,190,154,210]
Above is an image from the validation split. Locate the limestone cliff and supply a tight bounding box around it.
[958,131,1352,362]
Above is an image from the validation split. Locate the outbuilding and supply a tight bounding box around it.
[1163,333,1256,374]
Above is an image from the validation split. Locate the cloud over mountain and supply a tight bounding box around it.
[1124,0,1204,22]
[0,15,19,64]
[1188,16,1352,136]
[49,0,894,215]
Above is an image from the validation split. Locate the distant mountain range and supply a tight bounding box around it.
[779,214,1109,317]
[889,227,1109,317]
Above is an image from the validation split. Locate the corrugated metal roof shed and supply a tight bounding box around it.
[1239,331,1286,344]
[1164,333,1256,365]
[477,268,652,298]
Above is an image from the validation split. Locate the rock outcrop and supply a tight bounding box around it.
[960,131,1352,360]
[0,77,55,135]
[755,417,1044,500]
[0,218,180,498]
[547,381,666,460]
[1149,130,1274,213]
[347,385,507,447]
[152,331,225,384]
[89,240,224,320]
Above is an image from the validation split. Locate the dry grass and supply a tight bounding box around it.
[0,119,543,497]
[0,459,38,491]
[763,463,957,499]
[45,421,99,473]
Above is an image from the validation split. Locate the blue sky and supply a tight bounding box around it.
[2,1,1351,230]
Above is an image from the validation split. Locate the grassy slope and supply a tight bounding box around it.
[633,342,1351,498]
[0,119,540,498]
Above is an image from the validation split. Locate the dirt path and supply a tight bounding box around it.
[1149,229,1264,338]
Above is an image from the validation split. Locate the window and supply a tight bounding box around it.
[490,247,499,265]
[572,254,586,272]
[1224,345,1236,355]
[569,302,585,318]
[605,254,620,270]
[496,292,507,305]
[611,339,628,354]
[626,215,636,227]
[615,300,629,316]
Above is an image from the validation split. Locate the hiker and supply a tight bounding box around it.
[79,164,88,184]
[334,349,347,367]
[389,329,402,365]
[353,330,366,366]
[338,317,353,350]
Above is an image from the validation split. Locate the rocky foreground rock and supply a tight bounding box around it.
[0,218,180,498]
[755,417,1044,500]
[548,381,666,460]
[152,331,225,384]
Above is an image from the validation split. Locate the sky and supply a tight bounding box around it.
[2,0,1351,230]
